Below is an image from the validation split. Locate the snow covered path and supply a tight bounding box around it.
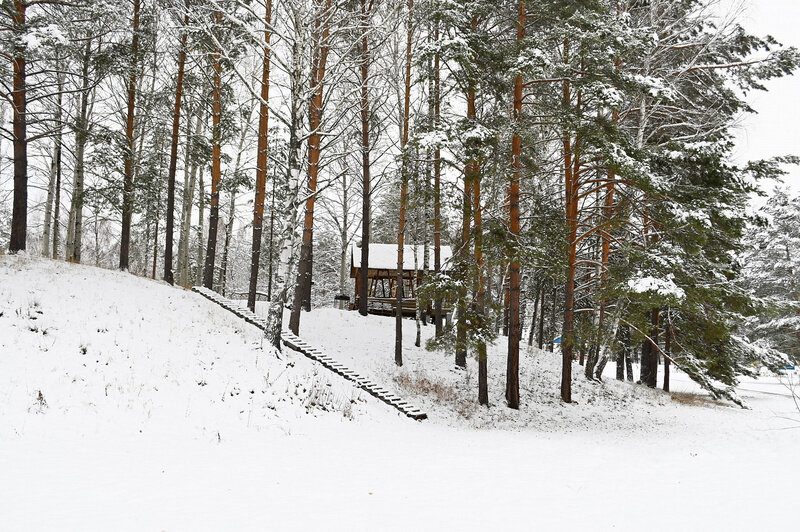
[1,256,798,531]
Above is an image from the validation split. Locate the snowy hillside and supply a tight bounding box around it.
[0,255,372,443]
[2,256,799,531]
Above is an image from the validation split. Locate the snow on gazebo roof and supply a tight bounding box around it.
[350,243,453,273]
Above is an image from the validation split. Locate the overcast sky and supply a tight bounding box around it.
[730,0,800,197]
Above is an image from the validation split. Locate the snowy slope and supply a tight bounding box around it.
[2,256,799,531]
[0,255,375,444]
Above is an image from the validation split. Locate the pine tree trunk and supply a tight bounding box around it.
[616,326,627,381]
[42,131,59,258]
[506,1,524,408]
[195,164,206,285]
[9,1,27,253]
[203,11,224,290]
[548,284,557,352]
[120,0,141,270]
[66,43,92,265]
[393,0,413,367]
[473,151,488,407]
[52,141,62,259]
[164,4,189,285]
[218,201,234,296]
[432,21,443,337]
[663,316,671,392]
[248,0,273,312]
[641,309,660,387]
[414,239,421,348]
[42,68,63,258]
[290,0,332,334]
[357,0,373,317]
[455,176,470,369]
[178,103,203,287]
[560,61,576,401]
[625,328,634,382]
[537,281,546,350]
[267,182,276,301]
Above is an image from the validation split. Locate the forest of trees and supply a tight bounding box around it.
[2,0,799,409]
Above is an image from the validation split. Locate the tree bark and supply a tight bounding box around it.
[663,316,671,392]
[203,11,224,290]
[66,39,93,264]
[561,40,576,403]
[248,0,273,312]
[616,325,629,381]
[357,0,374,317]
[455,170,471,369]
[120,0,141,270]
[196,165,205,285]
[394,0,413,367]
[537,280,546,350]
[51,136,62,259]
[164,3,189,285]
[505,0,525,409]
[432,20,443,337]
[473,148,488,407]
[43,63,64,258]
[178,101,203,287]
[290,0,332,334]
[9,1,27,253]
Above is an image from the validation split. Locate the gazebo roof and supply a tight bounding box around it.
[350,243,453,273]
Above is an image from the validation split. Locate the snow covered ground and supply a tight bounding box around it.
[1,256,798,531]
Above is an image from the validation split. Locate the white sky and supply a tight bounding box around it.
[730,0,800,196]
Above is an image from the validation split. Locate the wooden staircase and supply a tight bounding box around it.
[192,287,428,421]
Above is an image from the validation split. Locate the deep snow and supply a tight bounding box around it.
[1,255,798,531]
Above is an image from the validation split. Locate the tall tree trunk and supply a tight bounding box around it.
[641,308,660,387]
[203,11,224,290]
[164,3,189,285]
[290,0,332,334]
[218,192,235,295]
[265,99,303,350]
[473,146,488,407]
[616,325,629,381]
[454,170,470,369]
[248,0,273,312]
[505,0,525,409]
[66,40,93,264]
[548,284,557,352]
[339,172,349,295]
[178,102,203,287]
[560,40,576,403]
[414,237,421,348]
[432,20,443,337]
[9,1,27,253]
[52,138,62,259]
[267,180,276,301]
[120,0,141,270]
[537,280,546,350]
[195,166,205,285]
[663,316,671,392]
[43,66,64,258]
[394,0,413,367]
[357,0,373,317]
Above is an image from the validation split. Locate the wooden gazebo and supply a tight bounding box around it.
[350,243,452,316]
